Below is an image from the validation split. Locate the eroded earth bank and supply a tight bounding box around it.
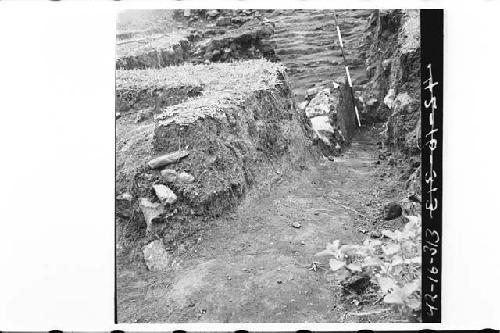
[116,9,422,323]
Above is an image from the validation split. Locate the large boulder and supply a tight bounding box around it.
[305,88,331,118]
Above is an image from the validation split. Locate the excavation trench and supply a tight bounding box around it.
[116,9,421,323]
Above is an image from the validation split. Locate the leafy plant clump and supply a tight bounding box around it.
[316,215,422,319]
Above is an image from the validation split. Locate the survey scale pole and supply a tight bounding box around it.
[333,10,361,127]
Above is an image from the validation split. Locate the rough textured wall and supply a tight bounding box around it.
[360,9,421,153]
[115,61,310,255]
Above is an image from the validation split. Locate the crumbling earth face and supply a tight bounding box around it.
[116,34,191,70]
[116,60,310,263]
[116,9,278,71]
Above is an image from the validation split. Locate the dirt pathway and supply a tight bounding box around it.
[117,128,407,323]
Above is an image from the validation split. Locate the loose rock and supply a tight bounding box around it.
[292,222,302,228]
[138,198,165,231]
[383,88,396,109]
[148,150,189,169]
[177,172,195,184]
[117,192,132,201]
[216,16,231,27]
[306,87,319,98]
[143,240,171,271]
[160,169,178,182]
[341,273,371,294]
[298,101,308,111]
[383,202,403,220]
[304,88,330,118]
[207,9,219,18]
[153,184,177,205]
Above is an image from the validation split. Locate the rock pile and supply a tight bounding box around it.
[189,19,277,63]
[298,85,346,157]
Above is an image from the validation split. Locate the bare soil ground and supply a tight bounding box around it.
[117,127,409,323]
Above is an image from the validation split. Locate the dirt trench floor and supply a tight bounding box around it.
[117,127,408,323]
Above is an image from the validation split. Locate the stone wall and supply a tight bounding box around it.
[359,10,421,153]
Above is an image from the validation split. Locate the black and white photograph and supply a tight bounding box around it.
[4,0,500,331]
[115,9,431,323]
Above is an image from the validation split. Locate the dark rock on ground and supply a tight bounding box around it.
[341,273,371,294]
[383,202,403,220]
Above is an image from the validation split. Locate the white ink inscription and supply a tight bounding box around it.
[423,63,439,218]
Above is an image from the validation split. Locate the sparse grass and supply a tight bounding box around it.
[117,59,285,93]
[117,59,287,124]
[116,33,188,59]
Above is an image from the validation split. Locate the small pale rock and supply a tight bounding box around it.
[306,87,319,97]
[392,92,413,113]
[216,16,231,26]
[148,150,189,169]
[292,222,302,229]
[143,240,170,271]
[382,59,392,71]
[152,184,177,205]
[177,172,195,183]
[366,97,378,106]
[207,9,219,17]
[383,88,396,109]
[298,101,308,111]
[310,115,335,145]
[117,192,132,201]
[115,112,121,119]
[160,169,178,182]
[138,198,165,231]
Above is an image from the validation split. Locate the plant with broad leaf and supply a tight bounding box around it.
[316,215,422,317]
